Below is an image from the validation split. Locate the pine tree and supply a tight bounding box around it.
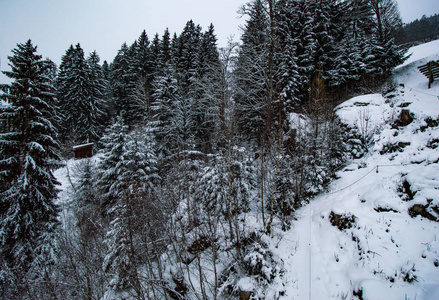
[192,24,221,153]
[109,43,134,122]
[235,0,270,144]
[344,0,375,39]
[110,37,154,126]
[102,60,111,81]
[288,0,316,105]
[152,66,183,157]
[369,0,406,80]
[97,116,129,212]
[154,20,215,154]
[170,32,180,68]
[0,40,61,294]
[132,30,155,118]
[133,30,152,80]
[177,20,202,93]
[101,124,159,295]
[275,0,300,112]
[56,44,108,145]
[153,74,195,156]
[55,44,76,139]
[87,51,110,132]
[150,33,161,74]
[309,0,345,76]
[158,28,172,72]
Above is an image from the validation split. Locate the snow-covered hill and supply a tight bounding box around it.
[51,41,439,300]
[271,40,439,299]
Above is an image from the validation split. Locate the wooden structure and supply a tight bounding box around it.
[417,60,439,88]
[73,143,94,159]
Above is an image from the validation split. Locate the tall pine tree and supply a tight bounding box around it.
[56,44,108,146]
[235,0,270,144]
[100,123,159,295]
[0,40,61,295]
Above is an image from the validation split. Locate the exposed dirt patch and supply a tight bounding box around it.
[408,204,439,222]
[374,207,399,213]
[329,212,356,230]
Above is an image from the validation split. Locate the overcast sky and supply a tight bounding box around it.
[1,0,438,84]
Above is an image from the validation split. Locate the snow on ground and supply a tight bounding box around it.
[397,39,439,69]
[53,157,100,224]
[51,40,439,299]
[273,40,439,299]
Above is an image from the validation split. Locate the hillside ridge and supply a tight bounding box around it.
[271,40,439,300]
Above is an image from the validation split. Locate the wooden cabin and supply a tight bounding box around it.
[73,143,94,159]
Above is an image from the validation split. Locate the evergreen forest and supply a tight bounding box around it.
[0,0,412,299]
[400,13,439,44]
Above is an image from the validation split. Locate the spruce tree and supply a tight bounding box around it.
[369,0,406,80]
[275,0,300,111]
[109,43,134,122]
[87,50,109,132]
[56,44,108,145]
[158,28,172,72]
[97,116,129,212]
[110,40,151,125]
[55,44,76,139]
[152,66,183,157]
[150,33,161,74]
[0,40,61,294]
[192,24,221,153]
[235,0,270,144]
[177,20,202,92]
[101,124,159,295]
[287,0,316,105]
[133,30,152,80]
[131,30,154,117]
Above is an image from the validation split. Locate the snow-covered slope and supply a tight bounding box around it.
[273,40,439,300]
[397,39,439,70]
[51,41,439,300]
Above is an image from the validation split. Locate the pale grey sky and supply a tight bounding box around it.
[1,0,438,84]
[397,0,439,24]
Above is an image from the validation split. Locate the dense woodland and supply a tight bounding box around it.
[0,0,409,299]
[400,13,439,44]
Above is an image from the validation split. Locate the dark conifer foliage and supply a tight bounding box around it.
[96,116,129,212]
[110,31,158,125]
[151,21,222,154]
[158,28,172,70]
[235,0,270,144]
[109,43,138,124]
[0,1,414,296]
[237,0,407,113]
[361,0,407,83]
[87,51,110,128]
[56,44,108,146]
[55,44,76,137]
[192,23,222,153]
[0,40,61,296]
[132,30,155,117]
[150,33,161,73]
[401,14,439,44]
[152,65,183,157]
[99,121,160,294]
